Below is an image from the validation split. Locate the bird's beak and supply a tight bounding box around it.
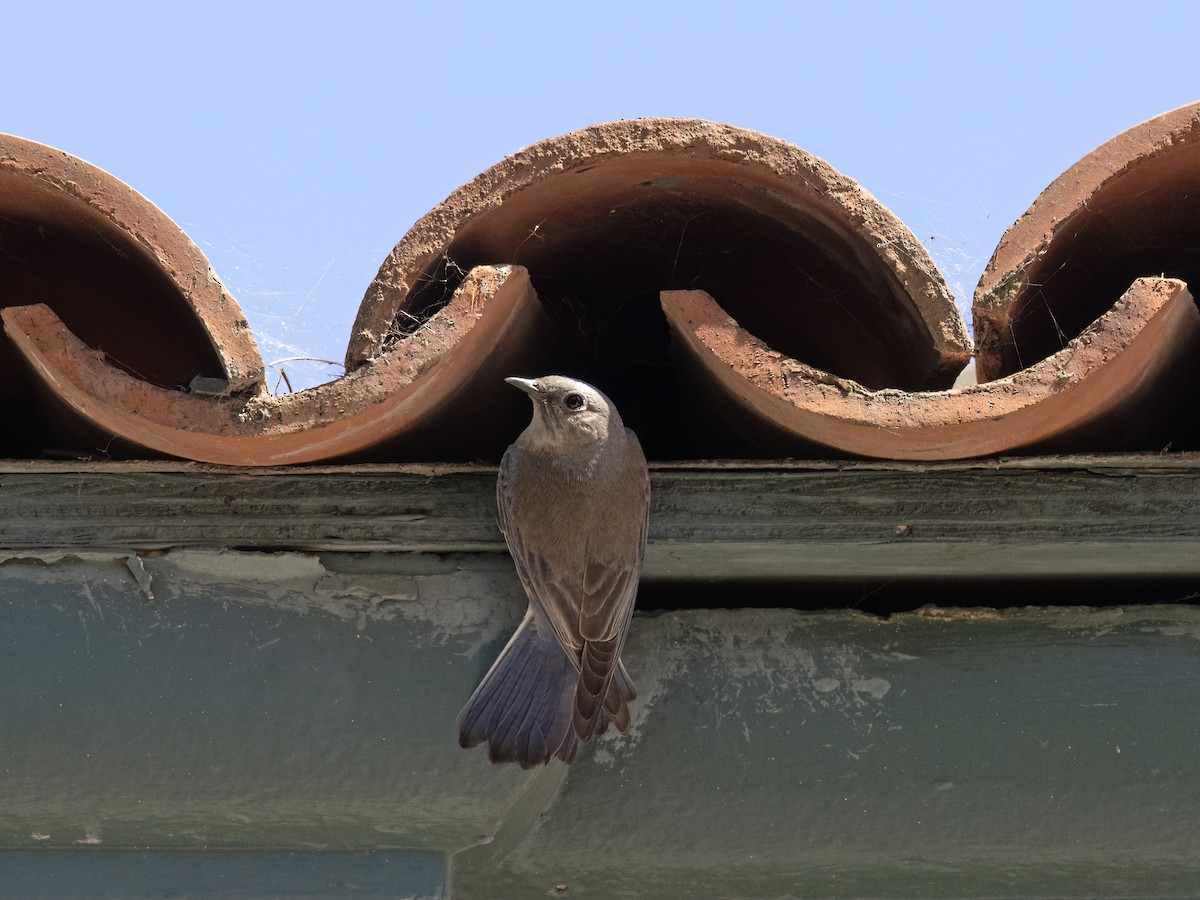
[504,377,541,396]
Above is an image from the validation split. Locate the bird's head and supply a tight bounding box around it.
[505,375,622,455]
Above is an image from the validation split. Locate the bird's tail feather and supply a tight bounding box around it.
[574,642,637,739]
[457,611,579,768]
[602,660,637,733]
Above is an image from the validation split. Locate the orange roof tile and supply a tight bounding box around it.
[2,108,1199,462]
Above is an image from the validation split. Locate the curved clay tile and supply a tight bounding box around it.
[6,119,972,463]
[11,113,1198,464]
[2,265,555,464]
[662,277,1198,459]
[975,102,1200,382]
[0,134,264,454]
[349,118,972,455]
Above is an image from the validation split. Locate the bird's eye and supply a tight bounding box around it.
[563,392,585,411]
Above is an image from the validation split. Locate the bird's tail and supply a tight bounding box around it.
[458,610,580,768]
[574,641,638,740]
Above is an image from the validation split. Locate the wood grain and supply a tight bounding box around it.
[1,455,1197,579]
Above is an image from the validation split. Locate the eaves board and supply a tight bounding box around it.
[0,455,1197,583]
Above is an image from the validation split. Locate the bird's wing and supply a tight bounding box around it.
[573,440,650,737]
[578,511,647,642]
[578,435,650,644]
[497,447,585,660]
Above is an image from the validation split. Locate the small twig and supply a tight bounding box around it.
[267,357,344,395]
[266,356,345,369]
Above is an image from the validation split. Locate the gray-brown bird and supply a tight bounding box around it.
[458,375,650,768]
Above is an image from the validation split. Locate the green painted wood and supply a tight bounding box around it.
[0,851,444,898]
[2,550,1200,896]
[0,456,1198,580]
[2,461,1199,894]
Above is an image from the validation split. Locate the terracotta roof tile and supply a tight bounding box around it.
[1,109,1198,462]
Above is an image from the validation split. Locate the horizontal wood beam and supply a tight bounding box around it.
[1,455,1198,580]
[4,552,1200,895]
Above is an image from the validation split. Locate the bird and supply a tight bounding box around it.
[458,375,650,768]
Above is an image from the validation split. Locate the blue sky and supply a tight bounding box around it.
[5,1,1199,389]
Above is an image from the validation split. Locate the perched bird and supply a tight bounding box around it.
[458,375,650,768]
